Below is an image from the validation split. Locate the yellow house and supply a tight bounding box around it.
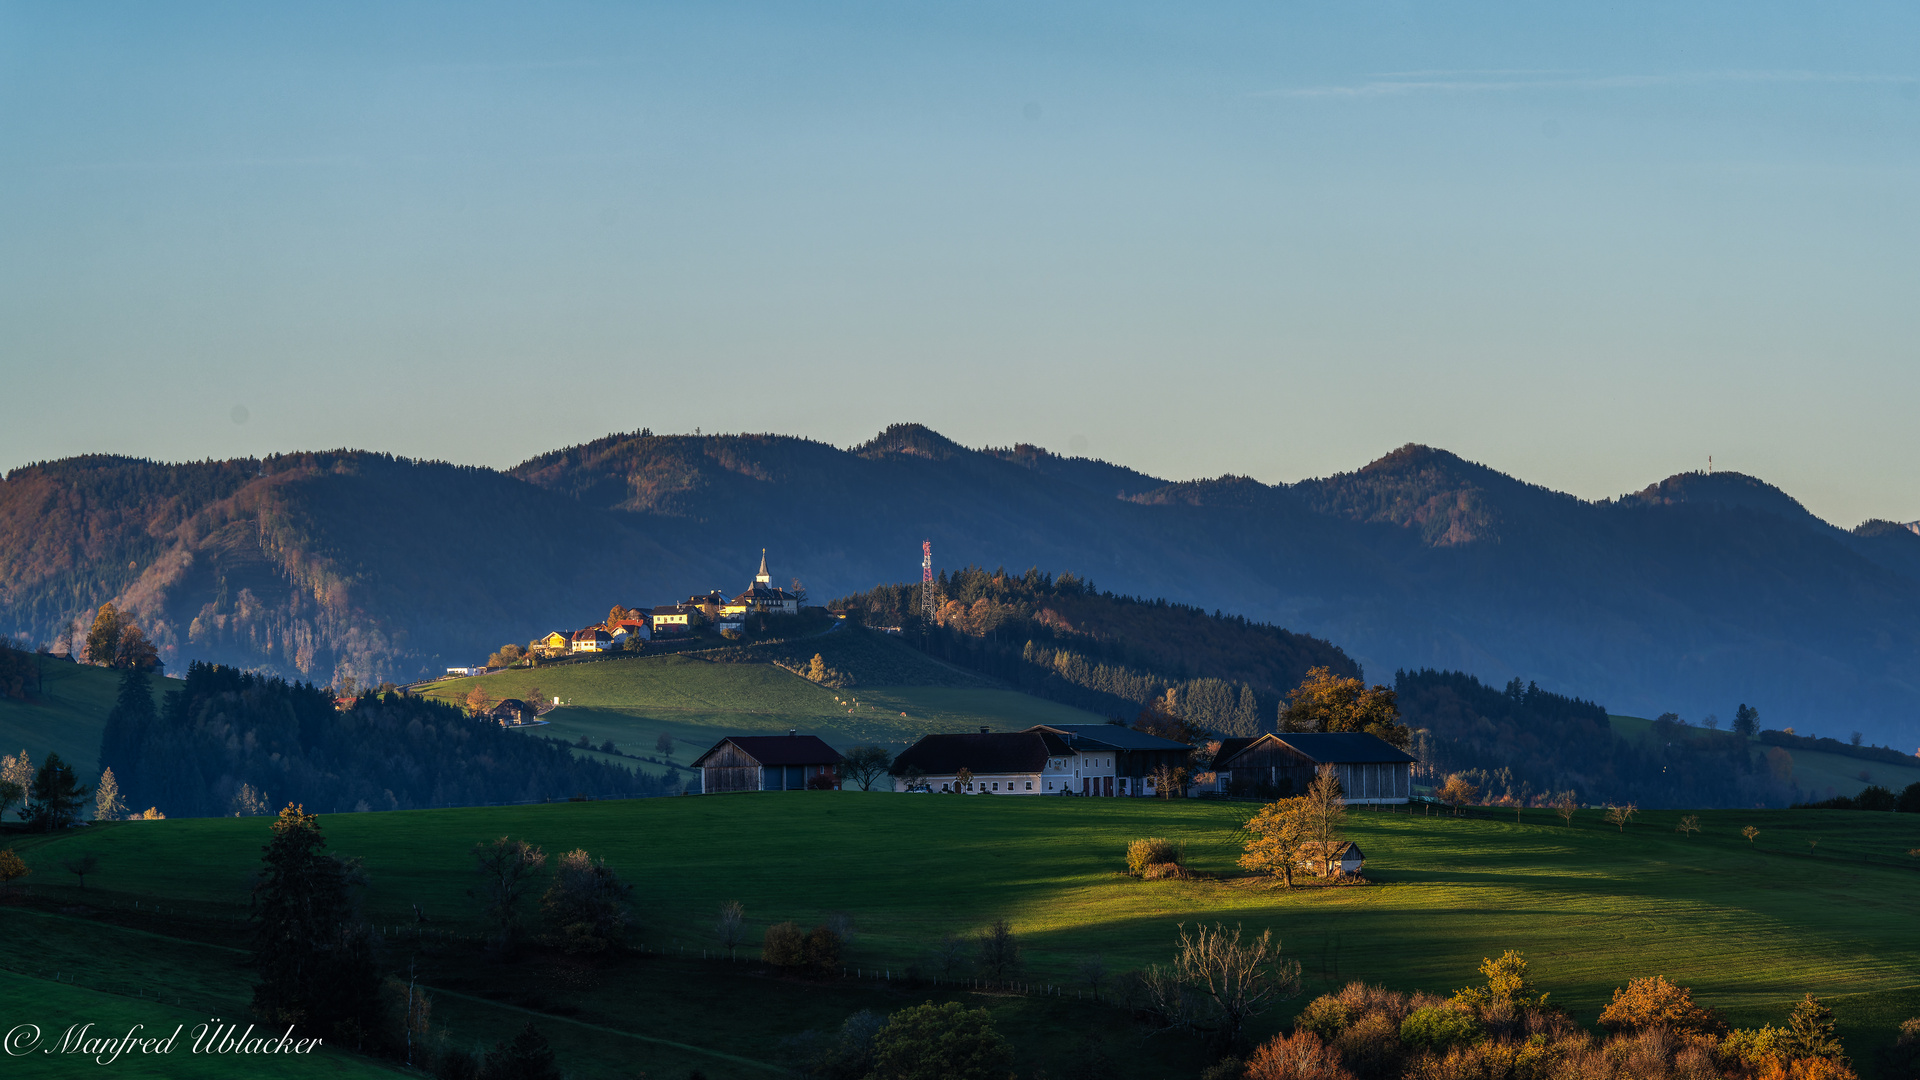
[537,630,570,655]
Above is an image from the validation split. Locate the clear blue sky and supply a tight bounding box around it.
[3,2,1916,525]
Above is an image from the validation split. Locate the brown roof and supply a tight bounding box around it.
[571,628,611,642]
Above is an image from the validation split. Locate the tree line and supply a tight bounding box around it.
[99,661,661,819]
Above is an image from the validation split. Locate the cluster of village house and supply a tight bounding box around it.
[447,552,803,676]
[691,726,1415,808]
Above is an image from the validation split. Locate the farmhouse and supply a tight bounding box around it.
[650,605,699,636]
[538,631,571,655]
[490,698,536,725]
[1211,732,1415,804]
[569,627,613,653]
[890,723,1194,796]
[693,731,844,793]
[890,728,1072,795]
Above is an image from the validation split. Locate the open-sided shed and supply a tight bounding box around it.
[692,732,844,794]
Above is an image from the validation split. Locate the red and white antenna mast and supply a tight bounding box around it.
[921,540,934,622]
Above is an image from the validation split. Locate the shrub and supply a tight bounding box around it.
[1127,837,1185,877]
[1720,1025,1790,1071]
[1142,862,1186,880]
[1245,1030,1355,1080]
[867,1001,1012,1080]
[764,921,808,969]
[1399,1007,1482,1053]
[1854,785,1897,812]
[1599,976,1728,1038]
[805,925,843,973]
[1897,782,1920,814]
[1296,995,1354,1039]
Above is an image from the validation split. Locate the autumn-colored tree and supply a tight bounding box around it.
[465,686,495,717]
[1304,766,1347,855]
[1135,698,1208,748]
[1676,814,1701,838]
[808,653,828,681]
[1555,790,1578,825]
[606,605,630,627]
[1743,825,1760,844]
[0,848,29,893]
[1243,1029,1354,1080]
[1453,950,1549,1011]
[85,603,124,666]
[487,643,523,669]
[1437,774,1480,815]
[1281,667,1410,749]
[1604,803,1639,832]
[955,767,974,791]
[114,624,159,671]
[1599,975,1727,1037]
[1239,798,1311,887]
[93,767,126,822]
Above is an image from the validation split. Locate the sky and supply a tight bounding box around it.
[3,2,1917,526]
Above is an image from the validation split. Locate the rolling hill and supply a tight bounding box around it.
[4,796,1917,1078]
[6,428,1920,748]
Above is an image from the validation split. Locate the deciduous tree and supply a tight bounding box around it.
[0,848,29,893]
[1743,825,1760,844]
[61,853,98,889]
[1676,814,1701,838]
[479,1022,562,1080]
[471,836,547,949]
[1438,774,1480,815]
[1282,668,1410,749]
[1239,798,1311,887]
[540,849,632,954]
[1148,922,1300,1051]
[1599,975,1727,1037]
[93,766,126,822]
[714,899,746,958]
[1304,766,1347,854]
[868,1001,1012,1080]
[1604,803,1638,832]
[841,746,893,791]
[1554,791,1578,826]
[976,918,1022,983]
[85,603,123,666]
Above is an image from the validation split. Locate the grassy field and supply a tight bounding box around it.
[5,795,1918,1078]
[416,640,1112,768]
[0,658,167,779]
[1610,714,1920,800]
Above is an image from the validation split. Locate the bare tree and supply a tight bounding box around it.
[1077,954,1108,998]
[469,836,547,948]
[1604,803,1638,832]
[1304,766,1347,850]
[1555,791,1578,826]
[1149,923,1301,1050]
[714,900,746,958]
[61,853,98,889]
[932,932,971,978]
[841,746,894,791]
[1675,814,1701,838]
[977,919,1022,984]
[826,911,856,946]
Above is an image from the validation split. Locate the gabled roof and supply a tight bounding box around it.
[1217,732,1415,767]
[730,584,797,604]
[1025,724,1194,752]
[691,734,844,768]
[1214,737,1258,764]
[570,628,611,642]
[653,605,695,617]
[893,730,1072,776]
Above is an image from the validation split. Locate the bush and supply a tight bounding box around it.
[1399,1007,1482,1053]
[1599,976,1728,1038]
[868,1001,1012,1080]
[805,925,843,972]
[1245,1030,1356,1080]
[1296,995,1354,1039]
[1897,782,1920,814]
[1853,785,1896,812]
[434,1046,480,1080]
[764,921,808,968]
[1142,862,1186,880]
[1127,837,1185,877]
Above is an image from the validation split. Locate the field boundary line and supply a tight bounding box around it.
[425,984,786,1073]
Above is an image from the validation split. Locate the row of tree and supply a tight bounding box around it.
[100,662,661,819]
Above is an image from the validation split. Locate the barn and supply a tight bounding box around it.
[1212,732,1415,804]
[692,731,844,794]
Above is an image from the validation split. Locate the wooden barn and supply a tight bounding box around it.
[1298,840,1366,877]
[1212,732,1415,804]
[693,731,844,794]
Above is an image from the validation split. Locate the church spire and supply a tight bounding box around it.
[755,549,771,586]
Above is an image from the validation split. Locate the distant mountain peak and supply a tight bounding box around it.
[853,423,967,461]
[1623,470,1827,528]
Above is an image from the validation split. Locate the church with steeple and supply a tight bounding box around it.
[722,550,801,617]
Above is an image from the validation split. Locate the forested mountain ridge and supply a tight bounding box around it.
[4,427,1919,746]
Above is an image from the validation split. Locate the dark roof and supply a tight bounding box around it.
[1026,724,1194,752]
[1218,732,1415,767]
[1214,737,1258,763]
[571,628,610,642]
[730,585,797,604]
[691,734,844,768]
[491,698,533,716]
[893,731,1072,776]
[653,605,695,617]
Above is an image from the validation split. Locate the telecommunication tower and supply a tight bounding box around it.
[921,540,934,622]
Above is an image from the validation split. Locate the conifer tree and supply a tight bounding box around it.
[250,806,378,1038]
[94,767,125,822]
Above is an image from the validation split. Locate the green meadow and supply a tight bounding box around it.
[416,638,1112,769]
[4,795,1918,1077]
[1610,714,1920,800]
[0,659,165,778]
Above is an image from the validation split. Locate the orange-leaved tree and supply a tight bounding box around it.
[1281,667,1410,748]
[1599,975,1728,1037]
